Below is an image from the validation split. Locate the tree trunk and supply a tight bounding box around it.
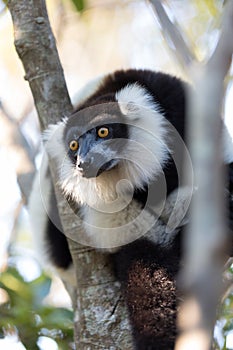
[7,0,133,348]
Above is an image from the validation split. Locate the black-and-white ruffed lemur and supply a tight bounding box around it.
[29,69,233,350]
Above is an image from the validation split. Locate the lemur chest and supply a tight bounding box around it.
[80,198,157,250]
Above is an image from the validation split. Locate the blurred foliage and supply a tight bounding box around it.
[194,0,221,16]
[214,263,233,350]
[70,0,85,12]
[69,0,223,14]
[221,294,233,347]
[0,266,74,350]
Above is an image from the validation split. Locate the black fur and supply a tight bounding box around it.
[45,181,73,269]
[112,232,182,350]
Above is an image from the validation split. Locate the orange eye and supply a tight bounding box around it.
[97,127,109,138]
[69,140,79,151]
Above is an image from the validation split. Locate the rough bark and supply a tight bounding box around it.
[7,0,133,348]
[7,0,72,128]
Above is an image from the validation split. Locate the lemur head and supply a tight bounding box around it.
[44,81,169,205]
[64,102,129,179]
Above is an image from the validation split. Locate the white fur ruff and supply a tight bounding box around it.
[42,82,175,249]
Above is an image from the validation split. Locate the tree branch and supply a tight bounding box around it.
[175,1,233,349]
[149,0,196,70]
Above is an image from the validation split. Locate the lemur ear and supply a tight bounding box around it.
[116,83,159,120]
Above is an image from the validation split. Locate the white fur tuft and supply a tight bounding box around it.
[116,83,160,119]
[43,120,68,187]
[116,83,169,189]
[43,120,67,158]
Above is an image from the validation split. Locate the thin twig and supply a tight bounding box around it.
[149,0,196,70]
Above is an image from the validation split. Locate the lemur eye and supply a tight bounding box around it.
[97,127,109,138]
[69,140,79,151]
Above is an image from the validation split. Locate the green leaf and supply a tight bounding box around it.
[0,268,32,304]
[71,0,85,12]
[0,266,73,349]
[40,307,73,329]
[29,274,52,307]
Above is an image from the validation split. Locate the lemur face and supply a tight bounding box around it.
[65,122,129,178]
[63,104,128,179]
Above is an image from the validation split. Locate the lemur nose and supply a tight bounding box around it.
[76,156,99,178]
[77,160,90,172]
[77,160,84,169]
